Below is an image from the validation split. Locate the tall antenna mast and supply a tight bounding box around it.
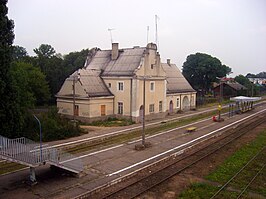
[108,28,115,44]
[147,26,149,44]
[155,15,159,49]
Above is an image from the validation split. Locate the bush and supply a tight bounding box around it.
[40,107,84,141]
[23,107,84,142]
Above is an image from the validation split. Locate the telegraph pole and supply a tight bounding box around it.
[73,77,76,122]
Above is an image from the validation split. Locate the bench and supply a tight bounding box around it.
[186,127,197,133]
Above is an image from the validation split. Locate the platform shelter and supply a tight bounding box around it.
[229,96,261,114]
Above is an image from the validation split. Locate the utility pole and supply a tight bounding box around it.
[108,28,115,44]
[73,77,76,122]
[147,26,149,44]
[155,15,159,49]
[220,80,223,103]
[142,77,146,146]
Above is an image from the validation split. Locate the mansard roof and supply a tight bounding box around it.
[84,47,146,77]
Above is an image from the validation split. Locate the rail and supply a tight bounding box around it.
[210,146,266,199]
[79,111,266,199]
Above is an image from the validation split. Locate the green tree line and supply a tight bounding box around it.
[0,1,88,139]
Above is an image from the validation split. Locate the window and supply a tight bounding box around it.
[118,82,124,91]
[176,98,180,108]
[118,102,123,114]
[150,82,155,92]
[159,101,162,112]
[151,64,154,69]
[149,104,154,113]
[108,83,111,88]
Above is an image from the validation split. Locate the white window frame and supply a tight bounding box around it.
[117,81,124,91]
[150,81,155,92]
[149,104,155,113]
[176,98,180,108]
[118,102,123,114]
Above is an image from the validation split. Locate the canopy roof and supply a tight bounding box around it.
[230,96,261,102]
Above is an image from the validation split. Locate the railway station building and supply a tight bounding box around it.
[56,43,196,122]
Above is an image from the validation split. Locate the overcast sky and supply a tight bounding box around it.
[7,0,266,76]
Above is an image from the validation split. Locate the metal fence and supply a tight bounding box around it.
[0,135,83,173]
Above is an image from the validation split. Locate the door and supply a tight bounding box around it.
[169,100,173,113]
[101,105,106,116]
[182,96,190,110]
[74,105,79,116]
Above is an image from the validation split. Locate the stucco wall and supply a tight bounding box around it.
[135,78,166,116]
[57,97,114,118]
[166,92,197,112]
[103,78,132,116]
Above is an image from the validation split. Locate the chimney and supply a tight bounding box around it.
[167,59,171,65]
[111,43,119,60]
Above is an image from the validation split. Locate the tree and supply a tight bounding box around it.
[11,45,28,61]
[256,72,266,78]
[0,0,22,137]
[33,44,56,58]
[235,75,259,96]
[182,53,232,94]
[10,62,51,105]
[246,73,256,78]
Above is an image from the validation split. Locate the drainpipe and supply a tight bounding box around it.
[180,94,182,111]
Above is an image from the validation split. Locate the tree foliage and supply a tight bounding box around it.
[32,46,90,102]
[33,44,56,58]
[10,62,51,105]
[0,2,89,139]
[182,53,232,94]
[0,0,21,137]
[235,75,259,96]
[11,45,28,61]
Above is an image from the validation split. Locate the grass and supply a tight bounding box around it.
[0,161,27,175]
[178,183,239,199]
[178,129,266,198]
[206,131,266,183]
[66,109,226,154]
[88,117,135,127]
[206,130,266,196]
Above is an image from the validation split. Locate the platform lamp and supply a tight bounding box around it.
[33,114,42,163]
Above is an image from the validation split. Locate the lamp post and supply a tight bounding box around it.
[33,114,42,163]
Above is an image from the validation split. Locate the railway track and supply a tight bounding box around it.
[210,146,266,199]
[83,111,266,199]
